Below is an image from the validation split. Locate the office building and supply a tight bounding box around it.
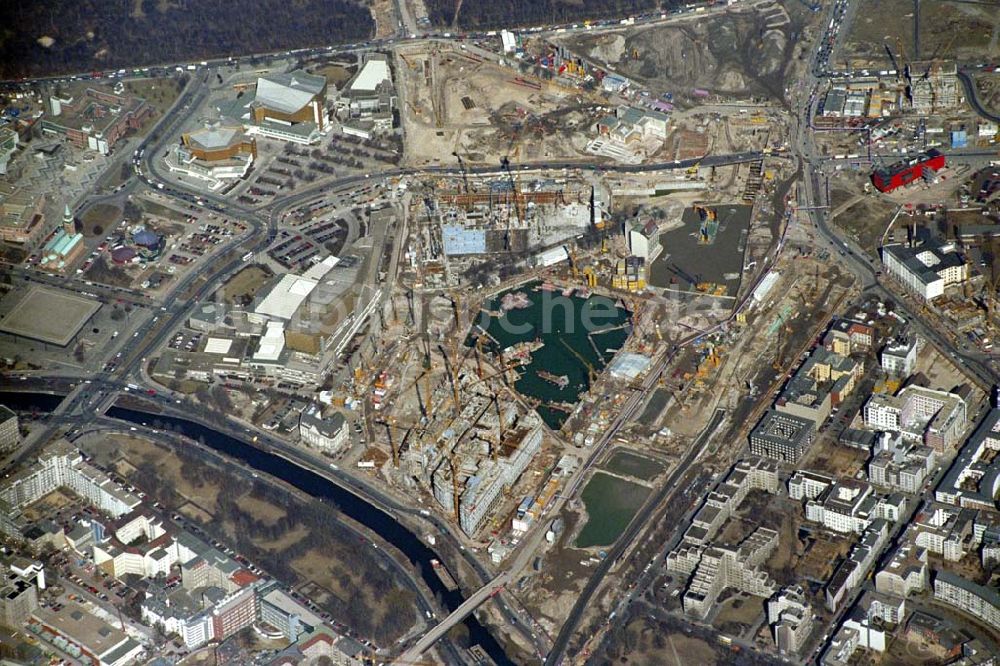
[625,218,661,261]
[299,404,349,453]
[0,126,18,176]
[41,86,151,155]
[0,183,47,249]
[823,318,874,356]
[881,240,966,301]
[749,410,815,463]
[775,347,861,427]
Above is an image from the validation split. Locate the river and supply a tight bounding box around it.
[0,391,515,664]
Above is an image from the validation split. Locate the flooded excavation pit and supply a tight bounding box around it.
[474,280,631,430]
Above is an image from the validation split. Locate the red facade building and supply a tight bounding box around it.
[871,149,946,193]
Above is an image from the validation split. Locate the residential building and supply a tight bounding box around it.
[864,385,968,452]
[823,318,874,356]
[0,405,19,453]
[749,410,816,463]
[41,86,152,154]
[682,527,778,619]
[674,458,779,547]
[910,503,975,562]
[881,334,918,378]
[868,433,937,493]
[937,407,1000,510]
[806,479,879,534]
[0,183,47,249]
[825,520,889,611]
[788,470,834,501]
[876,541,929,596]
[881,240,967,301]
[934,570,1000,631]
[768,586,814,656]
[0,442,141,517]
[775,347,861,427]
[299,404,349,453]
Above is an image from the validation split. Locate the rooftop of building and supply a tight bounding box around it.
[345,54,392,94]
[255,70,327,115]
[34,602,133,656]
[185,124,246,151]
[938,407,1000,507]
[882,240,964,285]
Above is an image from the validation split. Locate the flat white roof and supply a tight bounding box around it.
[254,321,286,362]
[255,275,317,320]
[349,59,391,92]
[302,254,339,281]
[204,337,233,355]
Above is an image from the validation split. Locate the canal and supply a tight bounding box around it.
[0,391,515,664]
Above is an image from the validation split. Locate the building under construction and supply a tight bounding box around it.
[395,367,545,536]
[433,178,591,256]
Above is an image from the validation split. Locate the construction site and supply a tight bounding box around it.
[396,41,609,167]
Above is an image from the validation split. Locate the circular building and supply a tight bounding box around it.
[111,246,137,264]
[133,229,160,249]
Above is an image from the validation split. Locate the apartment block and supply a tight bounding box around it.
[788,470,834,501]
[875,541,929,597]
[825,520,890,612]
[768,585,814,656]
[936,407,1000,510]
[864,385,968,452]
[806,480,880,534]
[0,442,141,517]
[868,434,937,493]
[682,527,778,619]
[933,570,1000,631]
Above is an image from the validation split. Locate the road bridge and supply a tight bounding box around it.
[395,573,510,663]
